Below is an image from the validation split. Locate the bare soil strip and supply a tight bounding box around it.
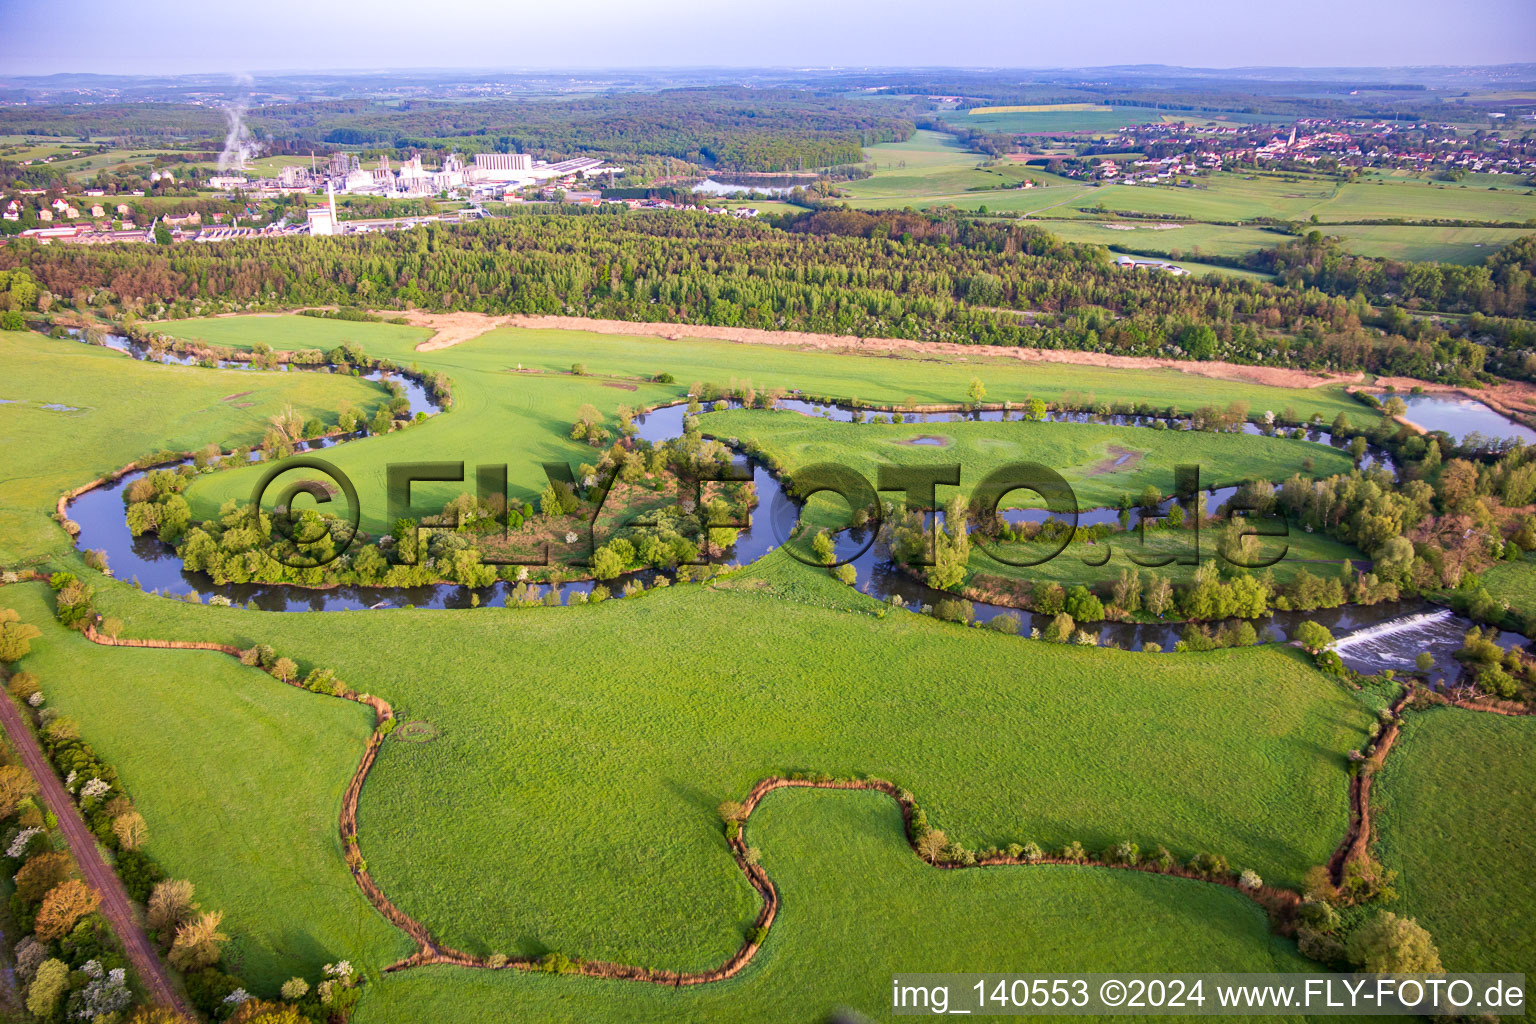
[391,310,1361,390]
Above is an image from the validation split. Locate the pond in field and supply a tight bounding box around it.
[1391,393,1536,446]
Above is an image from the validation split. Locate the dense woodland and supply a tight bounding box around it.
[0,90,917,175]
[8,207,1531,381]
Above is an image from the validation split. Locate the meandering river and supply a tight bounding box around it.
[60,332,1529,683]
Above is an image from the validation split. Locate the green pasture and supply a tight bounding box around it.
[1478,552,1536,620]
[89,552,1372,973]
[1324,224,1535,264]
[1029,218,1290,260]
[0,333,387,565]
[4,584,415,991]
[700,410,1358,509]
[969,527,1364,595]
[1372,707,1536,975]
[353,790,1311,1024]
[1057,173,1536,227]
[152,317,1378,534]
[844,130,1088,210]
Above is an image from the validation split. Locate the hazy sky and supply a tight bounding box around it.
[1,0,1532,76]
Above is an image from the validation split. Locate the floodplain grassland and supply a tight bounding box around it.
[90,551,1373,973]
[3,583,416,991]
[1371,708,1536,976]
[151,317,1379,533]
[352,790,1311,1024]
[701,410,1357,509]
[0,332,388,564]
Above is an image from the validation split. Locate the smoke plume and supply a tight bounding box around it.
[218,74,261,172]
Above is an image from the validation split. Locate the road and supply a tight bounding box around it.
[0,692,191,1017]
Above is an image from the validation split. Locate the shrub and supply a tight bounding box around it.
[1057,841,1088,863]
[1020,841,1044,863]
[1187,852,1229,879]
[1297,927,1349,968]
[1238,868,1263,890]
[113,811,149,851]
[271,657,298,683]
[26,957,69,1018]
[169,910,228,971]
[915,829,948,862]
[6,670,39,699]
[832,563,857,586]
[984,613,1021,634]
[1346,911,1442,974]
[1148,845,1175,870]
[1296,899,1341,933]
[717,800,745,824]
[147,878,197,933]
[1293,620,1334,653]
[1104,841,1139,866]
[0,609,42,662]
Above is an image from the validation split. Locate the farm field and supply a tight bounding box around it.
[843,130,1090,211]
[0,331,388,564]
[86,550,1373,972]
[1323,224,1536,264]
[1031,217,1534,266]
[153,317,1380,534]
[3,583,416,992]
[353,790,1311,1024]
[1027,218,1291,261]
[1056,173,1536,226]
[1371,708,1536,975]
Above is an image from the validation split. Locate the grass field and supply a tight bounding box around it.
[4,583,416,991]
[1479,552,1536,619]
[150,317,1379,534]
[701,410,1357,509]
[1028,218,1291,260]
[352,790,1311,1024]
[842,131,1092,212]
[1059,173,1536,227]
[1323,224,1536,264]
[87,551,1372,973]
[1371,707,1536,975]
[0,332,388,565]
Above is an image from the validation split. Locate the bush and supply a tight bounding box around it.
[1297,927,1349,968]
[1104,840,1139,866]
[1346,911,1442,974]
[984,613,1021,634]
[1187,852,1229,878]
[1296,899,1341,933]
[1057,840,1088,863]
[1293,620,1334,653]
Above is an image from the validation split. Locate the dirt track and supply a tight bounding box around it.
[383,310,1360,390]
[0,688,190,1016]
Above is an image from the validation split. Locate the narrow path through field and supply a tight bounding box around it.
[0,691,191,1016]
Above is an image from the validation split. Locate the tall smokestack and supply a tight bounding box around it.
[328,180,337,232]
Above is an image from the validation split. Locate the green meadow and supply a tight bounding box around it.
[700,410,1357,509]
[1372,708,1536,975]
[354,791,1311,1024]
[150,317,1378,535]
[5,584,416,992]
[0,332,387,564]
[80,551,1369,974]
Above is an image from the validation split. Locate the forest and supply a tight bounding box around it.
[8,207,1530,382]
